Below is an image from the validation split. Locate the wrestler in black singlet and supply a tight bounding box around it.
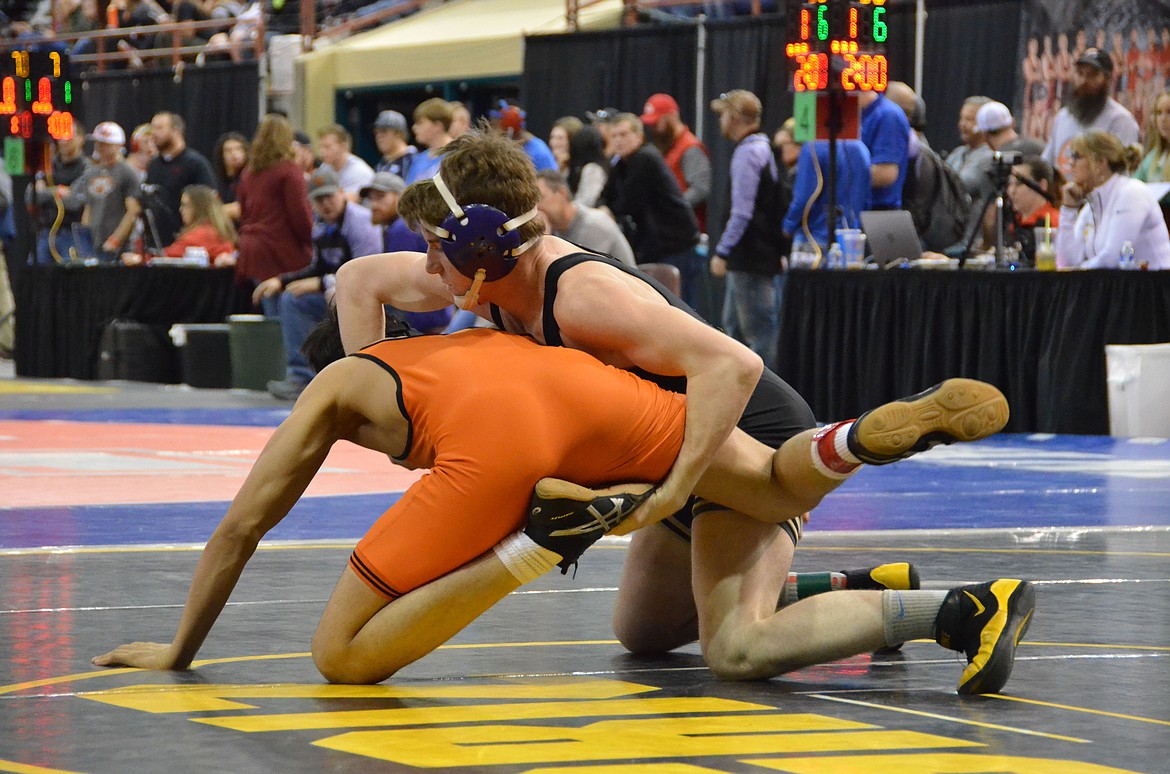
[491,251,816,541]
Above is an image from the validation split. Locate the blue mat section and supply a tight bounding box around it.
[0,408,290,427]
[815,434,1170,531]
[0,493,402,549]
[3,433,1167,550]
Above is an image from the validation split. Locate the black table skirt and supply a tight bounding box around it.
[14,265,247,381]
[775,269,1170,435]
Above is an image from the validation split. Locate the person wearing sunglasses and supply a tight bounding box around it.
[1055,130,1170,269]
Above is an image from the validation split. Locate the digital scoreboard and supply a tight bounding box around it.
[786,0,889,93]
[0,49,77,141]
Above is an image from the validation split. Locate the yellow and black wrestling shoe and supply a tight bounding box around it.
[934,579,1036,695]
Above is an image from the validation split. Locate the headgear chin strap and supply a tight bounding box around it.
[427,172,540,310]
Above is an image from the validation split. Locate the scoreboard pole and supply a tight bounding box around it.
[786,0,889,254]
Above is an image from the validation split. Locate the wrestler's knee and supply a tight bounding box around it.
[702,634,798,682]
[613,609,696,655]
[311,634,394,685]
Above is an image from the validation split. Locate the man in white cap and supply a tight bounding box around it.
[977,102,1045,157]
[73,121,142,262]
[372,110,417,181]
[965,102,1046,219]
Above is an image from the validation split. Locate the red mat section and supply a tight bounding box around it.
[0,421,422,508]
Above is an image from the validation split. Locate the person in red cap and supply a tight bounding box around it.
[490,100,558,173]
[641,93,711,232]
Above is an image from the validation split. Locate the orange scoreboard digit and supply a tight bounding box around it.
[786,0,889,93]
[1,50,77,141]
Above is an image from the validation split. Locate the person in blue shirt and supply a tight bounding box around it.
[491,101,558,172]
[859,91,911,209]
[784,139,872,255]
[406,98,455,185]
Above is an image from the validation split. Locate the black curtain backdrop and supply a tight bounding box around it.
[15,265,245,380]
[922,0,1024,155]
[522,0,1005,247]
[78,61,261,159]
[523,25,698,142]
[776,270,1170,435]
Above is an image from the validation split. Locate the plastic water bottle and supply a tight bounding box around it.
[827,243,844,270]
[1119,241,1136,270]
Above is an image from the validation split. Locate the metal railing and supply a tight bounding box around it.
[566,0,767,31]
[3,16,266,71]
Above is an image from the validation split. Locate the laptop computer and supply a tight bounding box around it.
[861,210,923,266]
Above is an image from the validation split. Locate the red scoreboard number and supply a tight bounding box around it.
[1,50,76,141]
[787,0,889,93]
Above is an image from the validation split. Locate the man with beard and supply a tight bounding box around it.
[143,112,215,246]
[1043,48,1139,177]
[143,110,215,245]
[640,93,711,233]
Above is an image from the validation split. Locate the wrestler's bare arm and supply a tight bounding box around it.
[553,268,763,532]
[92,366,366,670]
[335,251,453,353]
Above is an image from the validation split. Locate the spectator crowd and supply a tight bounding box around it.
[4,69,1169,388]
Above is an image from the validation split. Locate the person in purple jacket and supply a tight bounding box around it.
[708,90,785,372]
[255,165,383,399]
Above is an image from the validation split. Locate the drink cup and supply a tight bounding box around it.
[1033,227,1056,271]
[835,228,867,268]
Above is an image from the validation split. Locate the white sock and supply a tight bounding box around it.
[493,531,560,584]
[810,421,862,479]
[882,590,949,646]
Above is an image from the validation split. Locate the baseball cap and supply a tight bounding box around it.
[88,121,126,146]
[373,110,407,133]
[307,166,340,199]
[586,107,621,124]
[1076,47,1113,75]
[360,171,406,198]
[490,101,526,137]
[975,101,1014,133]
[710,89,762,121]
[293,130,312,146]
[640,93,679,126]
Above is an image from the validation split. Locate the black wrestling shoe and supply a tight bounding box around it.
[851,563,920,654]
[934,579,1036,695]
[847,378,1009,465]
[843,562,920,592]
[524,478,654,574]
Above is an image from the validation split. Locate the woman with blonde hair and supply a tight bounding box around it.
[1135,90,1170,182]
[1056,129,1170,269]
[232,113,313,313]
[122,185,237,265]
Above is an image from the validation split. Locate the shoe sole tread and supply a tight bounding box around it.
[857,378,1009,460]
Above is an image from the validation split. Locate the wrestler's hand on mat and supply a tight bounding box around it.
[609,482,690,536]
[92,642,181,670]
